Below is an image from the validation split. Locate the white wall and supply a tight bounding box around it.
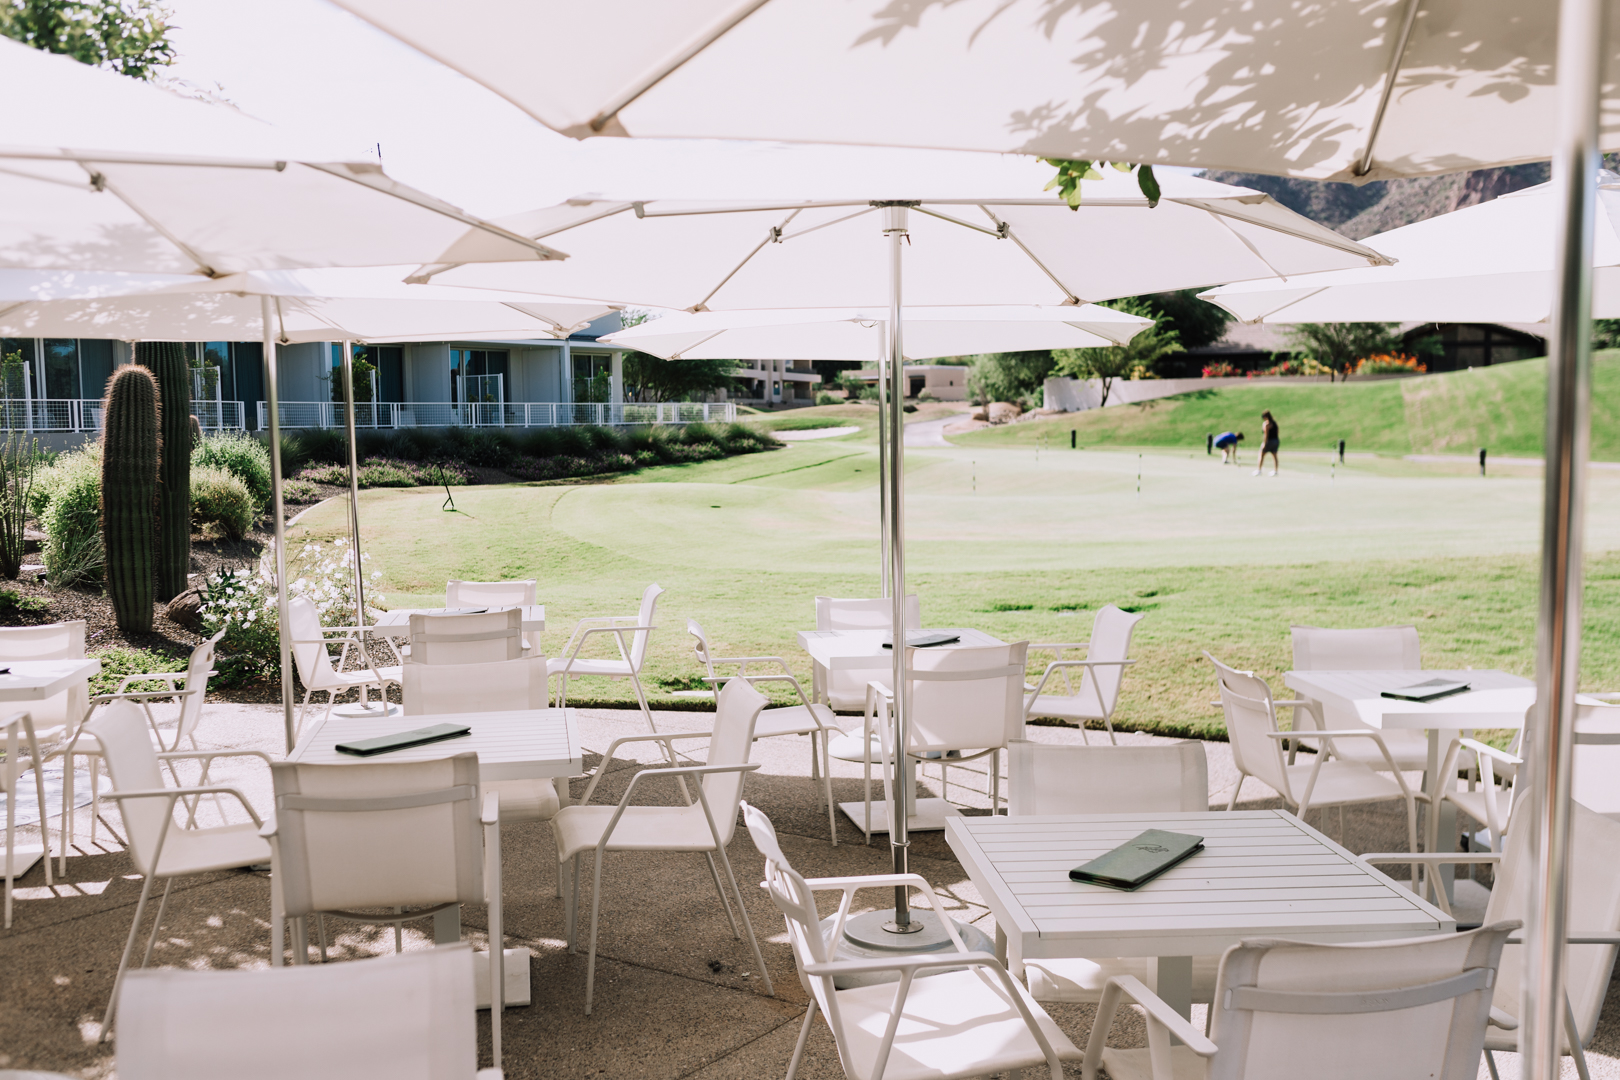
[276,342,327,401]
[408,343,451,401]
[512,346,564,402]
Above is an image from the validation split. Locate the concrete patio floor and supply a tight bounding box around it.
[1,702,1615,1079]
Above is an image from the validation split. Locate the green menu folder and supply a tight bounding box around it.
[335,723,471,757]
[1069,829,1205,890]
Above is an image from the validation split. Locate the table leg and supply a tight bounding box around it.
[1424,729,1458,906]
[1155,956,1194,1044]
[995,923,1007,965]
[434,904,461,945]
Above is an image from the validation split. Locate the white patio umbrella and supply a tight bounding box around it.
[421,166,1388,939]
[1200,173,1620,324]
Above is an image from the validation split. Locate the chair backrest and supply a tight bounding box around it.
[1206,653,1292,801]
[815,595,921,632]
[688,618,716,674]
[403,655,547,715]
[1290,624,1422,671]
[117,942,480,1080]
[904,642,1029,753]
[445,579,535,609]
[1483,798,1620,1046]
[1204,923,1517,1080]
[700,678,767,845]
[286,595,336,686]
[0,620,85,661]
[1076,604,1144,711]
[743,800,840,1007]
[84,700,172,877]
[1573,698,1620,820]
[408,608,523,665]
[268,753,486,917]
[172,629,226,744]
[628,583,664,670]
[1007,739,1208,815]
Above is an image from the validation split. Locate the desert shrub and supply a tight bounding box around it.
[191,466,255,540]
[192,431,273,510]
[355,460,417,487]
[281,478,322,504]
[1201,362,1241,378]
[916,388,937,402]
[35,447,103,587]
[816,392,838,405]
[295,428,349,466]
[86,647,182,697]
[0,589,48,616]
[296,462,348,485]
[440,428,516,469]
[298,459,473,489]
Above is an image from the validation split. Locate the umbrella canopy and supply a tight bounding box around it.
[422,169,1390,304]
[330,0,1620,183]
[597,304,1152,359]
[1200,174,1620,324]
[0,37,562,274]
[0,267,617,343]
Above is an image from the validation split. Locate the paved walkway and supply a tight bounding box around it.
[0,703,1611,1079]
[903,411,968,448]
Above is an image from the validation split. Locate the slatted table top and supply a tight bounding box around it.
[289,709,581,781]
[946,810,1452,960]
[0,658,101,700]
[1284,668,1535,730]
[370,606,546,639]
[794,628,1007,669]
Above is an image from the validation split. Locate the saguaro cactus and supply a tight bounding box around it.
[102,364,160,632]
[137,341,191,601]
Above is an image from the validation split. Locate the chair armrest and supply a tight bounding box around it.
[105,784,263,827]
[580,730,710,803]
[481,789,499,827]
[91,688,203,704]
[1489,1007,1519,1030]
[802,872,941,892]
[801,950,1006,977]
[155,749,274,767]
[116,672,184,691]
[1457,737,1523,767]
[1090,975,1218,1060]
[1030,642,1089,650]
[1504,931,1620,946]
[1034,658,1136,671]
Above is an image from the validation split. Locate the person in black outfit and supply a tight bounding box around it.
[1255,410,1279,476]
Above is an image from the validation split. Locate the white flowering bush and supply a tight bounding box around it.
[198,537,386,686]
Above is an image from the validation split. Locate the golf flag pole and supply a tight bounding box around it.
[1524,0,1604,1074]
[262,296,295,754]
[883,203,915,932]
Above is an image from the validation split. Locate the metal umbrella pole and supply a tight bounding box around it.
[877,323,891,597]
[262,296,295,754]
[883,203,915,932]
[1523,0,1604,1073]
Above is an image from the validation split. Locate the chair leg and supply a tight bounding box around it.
[291,916,309,965]
[566,854,580,952]
[317,913,330,961]
[1566,988,1593,1080]
[629,670,656,734]
[714,839,773,997]
[4,785,14,930]
[139,878,175,968]
[585,851,606,1014]
[271,872,285,968]
[102,871,159,1039]
[393,906,403,953]
[786,999,819,1080]
[1483,1050,1501,1080]
[822,733,837,846]
[1226,774,1246,812]
[703,851,741,939]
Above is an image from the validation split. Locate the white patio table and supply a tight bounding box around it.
[796,627,1007,834]
[369,605,546,639]
[946,809,1453,1023]
[1,658,100,877]
[288,707,581,990]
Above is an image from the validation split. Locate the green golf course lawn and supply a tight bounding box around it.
[291,416,1620,739]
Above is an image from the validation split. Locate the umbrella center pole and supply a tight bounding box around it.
[262,298,295,754]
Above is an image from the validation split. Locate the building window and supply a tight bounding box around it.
[43,340,78,399]
[572,352,611,403]
[450,348,508,404]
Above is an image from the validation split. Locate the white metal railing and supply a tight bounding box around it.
[0,398,245,433]
[256,400,736,430]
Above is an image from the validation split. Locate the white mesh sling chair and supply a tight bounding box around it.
[689,618,838,843]
[1079,921,1519,1080]
[1207,653,1423,856]
[446,578,537,653]
[1435,728,1523,853]
[117,943,503,1080]
[3,709,61,928]
[86,700,273,1037]
[1571,695,1620,821]
[287,595,401,737]
[1289,624,1430,771]
[742,801,1082,1080]
[813,594,920,712]
[409,608,525,665]
[263,753,506,1069]
[1006,739,1220,1005]
[548,582,662,731]
[1024,605,1144,744]
[1363,799,1620,1080]
[850,642,1029,844]
[552,677,773,1014]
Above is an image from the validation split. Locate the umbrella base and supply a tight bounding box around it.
[823,908,994,988]
[3,843,44,879]
[332,702,403,719]
[837,797,953,835]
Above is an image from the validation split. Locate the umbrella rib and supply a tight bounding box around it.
[776,207,878,242]
[78,164,219,278]
[1204,209,1289,281]
[584,0,775,134]
[1064,320,1133,346]
[977,206,1084,305]
[910,206,1005,238]
[690,209,802,311]
[3,149,289,169]
[1356,0,1425,178]
[1186,199,1394,265]
[0,162,107,190]
[275,296,291,345]
[532,201,639,240]
[498,302,570,335]
[668,329,728,360]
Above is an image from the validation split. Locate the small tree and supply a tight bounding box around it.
[0,0,176,79]
[966,351,1056,408]
[1281,323,1403,382]
[1053,298,1184,406]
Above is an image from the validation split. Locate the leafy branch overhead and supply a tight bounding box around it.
[1041,159,1161,209]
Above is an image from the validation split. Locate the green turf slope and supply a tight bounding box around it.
[955,350,1620,459]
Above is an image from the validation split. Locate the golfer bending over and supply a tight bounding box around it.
[1214,430,1243,464]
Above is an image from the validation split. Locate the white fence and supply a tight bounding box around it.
[256,400,737,430]
[0,398,245,433]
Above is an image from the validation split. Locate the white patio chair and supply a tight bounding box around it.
[845,642,1029,843]
[1289,623,1430,771]
[548,582,662,732]
[62,629,226,868]
[1435,730,1523,854]
[287,595,401,737]
[409,608,525,665]
[553,677,772,1014]
[116,943,503,1080]
[741,801,1082,1080]
[1572,694,1620,821]
[446,578,537,652]
[813,594,920,711]
[1363,799,1620,1080]
[86,700,272,1037]
[3,709,60,928]
[1024,604,1144,744]
[1207,653,1423,855]
[1005,739,1220,1005]
[689,618,838,843]
[264,752,506,1069]
[1079,921,1519,1080]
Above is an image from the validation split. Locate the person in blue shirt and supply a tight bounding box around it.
[1213,430,1244,464]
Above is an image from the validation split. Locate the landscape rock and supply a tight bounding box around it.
[165,589,203,630]
[987,401,1023,424]
[969,406,988,421]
